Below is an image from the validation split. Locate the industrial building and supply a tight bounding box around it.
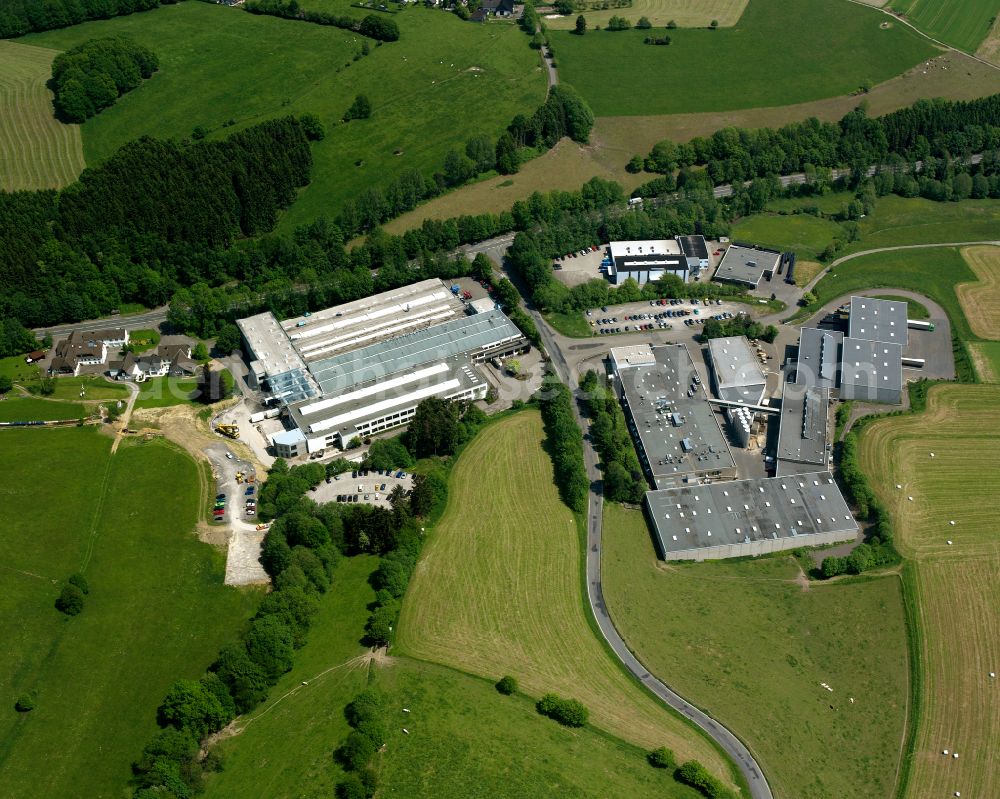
[792,327,842,390]
[676,235,710,269]
[707,336,768,406]
[848,296,908,346]
[645,472,858,560]
[610,344,737,489]
[237,279,527,456]
[775,384,831,476]
[713,244,782,288]
[839,338,904,404]
[606,240,689,286]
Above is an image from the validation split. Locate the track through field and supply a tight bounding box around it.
[0,41,85,191]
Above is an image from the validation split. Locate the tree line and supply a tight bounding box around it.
[0,117,312,331]
[244,0,400,41]
[640,94,1000,187]
[579,369,646,503]
[536,372,589,513]
[0,0,169,39]
[52,35,159,122]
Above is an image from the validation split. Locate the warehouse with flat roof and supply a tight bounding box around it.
[645,471,858,560]
[848,296,908,346]
[775,384,831,476]
[238,280,527,455]
[793,327,842,390]
[707,336,768,406]
[840,338,904,404]
[610,343,736,489]
[713,245,781,288]
[606,240,689,286]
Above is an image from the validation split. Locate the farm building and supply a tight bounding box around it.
[707,336,767,406]
[713,244,781,288]
[610,343,736,489]
[606,240,689,286]
[237,279,526,454]
[644,471,858,560]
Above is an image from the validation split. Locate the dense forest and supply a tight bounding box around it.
[0,117,311,329]
[642,94,1000,185]
[52,36,159,122]
[0,0,171,38]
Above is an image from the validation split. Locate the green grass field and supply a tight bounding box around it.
[766,191,855,215]
[0,430,259,799]
[201,544,707,799]
[872,294,931,319]
[858,384,1000,799]
[128,329,160,353]
[731,213,843,260]
[602,504,910,799]
[0,396,85,421]
[134,376,199,410]
[395,410,733,779]
[543,0,748,29]
[890,0,1000,53]
[23,2,547,232]
[552,0,934,116]
[0,40,84,191]
[31,375,129,402]
[846,196,1000,252]
[969,340,1000,381]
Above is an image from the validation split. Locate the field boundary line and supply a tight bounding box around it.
[844,0,1000,70]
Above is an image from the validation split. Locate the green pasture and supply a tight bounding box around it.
[766,191,854,215]
[730,213,843,260]
[23,2,547,231]
[551,0,934,116]
[134,376,199,410]
[889,0,999,53]
[0,396,85,421]
[602,504,910,799]
[865,293,930,319]
[0,430,259,799]
[32,375,129,402]
[845,195,1000,251]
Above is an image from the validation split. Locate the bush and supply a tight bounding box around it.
[14,694,36,713]
[495,675,518,695]
[299,113,326,141]
[55,584,84,616]
[344,94,372,121]
[337,730,377,771]
[67,572,89,594]
[676,760,732,798]
[647,746,676,769]
[536,693,588,727]
[336,775,367,799]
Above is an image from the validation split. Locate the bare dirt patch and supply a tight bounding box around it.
[956,245,1000,339]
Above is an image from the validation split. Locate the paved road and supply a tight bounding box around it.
[802,239,1000,292]
[34,306,170,337]
[530,307,774,799]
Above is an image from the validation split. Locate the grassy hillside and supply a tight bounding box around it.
[23,2,547,231]
[890,0,1000,53]
[730,213,843,260]
[602,504,910,799]
[0,40,84,191]
[858,384,1000,799]
[552,0,934,116]
[395,410,733,779]
[0,430,259,799]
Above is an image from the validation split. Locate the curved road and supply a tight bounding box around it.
[530,308,774,799]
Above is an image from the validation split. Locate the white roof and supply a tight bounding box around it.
[609,240,680,257]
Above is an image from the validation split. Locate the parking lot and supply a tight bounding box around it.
[310,468,415,509]
[587,297,754,337]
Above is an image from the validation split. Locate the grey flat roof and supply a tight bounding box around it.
[676,235,708,260]
[794,327,842,389]
[307,309,522,395]
[708,336,767,404]
[714,245,781,287]
[284,279,465,363]
[849,296,909,346]
[289,356,483,441]
[840,338,903,392]
[237,312,318,404]
[617,345,736,486]
[776,383,830,474]
[645,471,857,556]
